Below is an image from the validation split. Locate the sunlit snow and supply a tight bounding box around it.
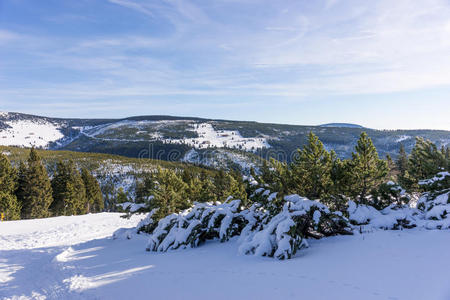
[0,119,64,148]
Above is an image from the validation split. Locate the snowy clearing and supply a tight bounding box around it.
[180,123,269,151]
[0,119,64,148]
[1,214,450,300]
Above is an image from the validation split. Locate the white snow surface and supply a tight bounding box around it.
[1,214,450,300]
[0,119,64,148]
[181,123,269,152]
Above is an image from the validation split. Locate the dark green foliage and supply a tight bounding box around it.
[149,167,190,221]
[116,187,130,204]
[213,170,247,203]
[370,182,410,210]
[407,138,448,190]
[50,160,87,216]
[258,158,292,196]
[81,168,104,213]
[397,144,408,177]
[346,132,388,203]
[254,132,389,208]
[0,153,21,220]
[290,132,333,200]
[16,148,53,219]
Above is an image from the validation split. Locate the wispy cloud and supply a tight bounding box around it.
[0,0,449,128]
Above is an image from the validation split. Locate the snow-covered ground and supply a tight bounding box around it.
[82,120,270,152]
[1,213,449,300]
[0,118,64,148]
[180,123,269,151]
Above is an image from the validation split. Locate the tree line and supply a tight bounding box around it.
[254,132,449,211]
[1,132,448,222]
[0,147,103,220]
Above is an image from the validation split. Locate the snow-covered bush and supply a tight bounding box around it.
[368,181,411,210]
[145,200,249,252]
[347,200,419,231]
[418,171,450,191]
[239,195,351,259]
[417,172,450,228]
[142,192,351,260]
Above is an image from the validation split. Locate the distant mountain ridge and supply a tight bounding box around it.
[320,123,364,128]
[1,111,449,171]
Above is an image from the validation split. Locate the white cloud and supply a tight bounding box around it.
[2,0,450,102]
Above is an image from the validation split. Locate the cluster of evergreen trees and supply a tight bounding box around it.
[255,132,449,211]
[0,148,103,221]
[1,133,448,223]
[134,167,247,221]
[124,132,449,224]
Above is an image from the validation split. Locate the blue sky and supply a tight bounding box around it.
[0,0,449,130]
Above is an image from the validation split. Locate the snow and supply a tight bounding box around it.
[180,123,269,152]
[1,213,450,299]
[82,120,270,153]
[0,213,141,251]
[116,202,147,212]
[0,119,64,148]
[419,171,450,185]
[396,135,411,142]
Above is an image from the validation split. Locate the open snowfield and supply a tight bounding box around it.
[1,213,449,300]
[0,118,64,148]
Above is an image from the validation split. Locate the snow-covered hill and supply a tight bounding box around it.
[1,213,449,300]
[1,112,449,171]
[0,112,64,148]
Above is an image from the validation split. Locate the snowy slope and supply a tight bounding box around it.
[180,123,269,151]
[1,214,450,300]
[1,112,449,165]
[0,118,64,148]
[0,213,141,250]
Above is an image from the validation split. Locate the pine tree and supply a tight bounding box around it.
[397,144,409,177]
[81,168,104,213]
[347,132,388,203]
[446,147,450,171]
[328,151,350,210]
[408,138,446,183]
[135,172,156,204]
[212,170,246,202]
[16,148,53,219]
[198,170,216,202]
[149,167,190,221]
[50,160,86,216]
[385,154,397,181]
[290,132,332,200]
[116,187,129,204]
[0,153,21,220]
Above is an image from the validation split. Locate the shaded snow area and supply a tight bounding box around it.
[0,119,64,148]
[1,214,450,300]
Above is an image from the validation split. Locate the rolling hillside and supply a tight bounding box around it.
[1,112,449,170]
